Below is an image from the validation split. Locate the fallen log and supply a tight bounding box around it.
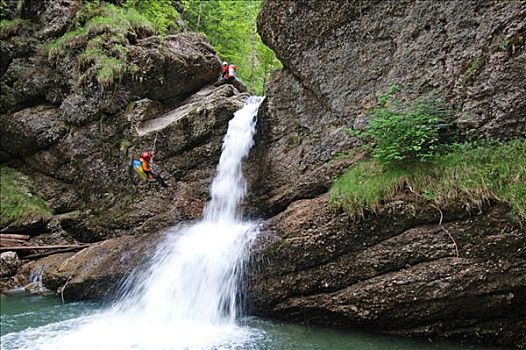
[0,234,30,240]
[0,238,28,247]
[0,244,91,252]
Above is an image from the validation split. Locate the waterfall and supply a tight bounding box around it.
[1,96,264,350]
[114,95,262,325]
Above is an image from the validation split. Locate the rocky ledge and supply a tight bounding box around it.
[247,197,525,347]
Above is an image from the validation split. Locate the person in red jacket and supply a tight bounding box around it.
[215,62,237,86]
[139,151,167,188]
[221,61,229,78]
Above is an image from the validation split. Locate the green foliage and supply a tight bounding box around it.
[0,166,51,227]
[0,0,23,20]
[498,39,509,51]
[0,1,11,19]
[0,17,29,38]
[43,27,88,58]
[95,56,129,87]
[181,0,281,94]
[361,88,450,165]
[329,160,408,217]
[42,0,279,92]
[124,0,181,34]
[329,139,526,222]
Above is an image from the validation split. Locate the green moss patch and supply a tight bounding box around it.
[329,139,526,222]
[0,167,51,228]
[0,18,30,38]
[42,2,170,88]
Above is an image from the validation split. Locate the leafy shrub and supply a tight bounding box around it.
[362,87,451,165]
[124,0,182,34]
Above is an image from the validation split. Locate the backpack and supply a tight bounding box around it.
[131,159,147,180]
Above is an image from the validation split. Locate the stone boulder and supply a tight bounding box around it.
[25,84,248,242]
[127,33,222,102]
[58,33,222,127]
[0,104,67,160]
[0,0,249,240]
[0,252,21,277]
[245,70,360,216]
[247,4,526,346]
[0,57,66,114]
[16,230,165,300]
[31,0,79,39]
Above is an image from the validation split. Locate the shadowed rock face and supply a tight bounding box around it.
[0,2,247,241]
[245,0,526,347]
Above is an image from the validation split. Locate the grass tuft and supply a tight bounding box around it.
[43,27,88,59]
[0,18,30,38]
[96,55,128,87]
[329,139,526,222]
[0,167,51,228]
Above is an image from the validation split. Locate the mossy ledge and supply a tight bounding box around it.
[0,166,51,228]
[329,138,526,222]
[41,1,181,89]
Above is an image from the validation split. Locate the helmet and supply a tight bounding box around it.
[141,151,151,161]
[222,61,228,66]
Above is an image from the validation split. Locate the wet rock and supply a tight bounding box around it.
[0,0,248,244]
[28,173,84,214]
[59,83,124,126]
[0,57,66,113]
[0,252,21,277]
[0,104,67,160]
[245,69,360,216]
[39,231,165,300]
[14,231,162,299]
[231,79,248,93]
[125,98,166,128]
[32,0,79,39]
[15,253,71,295]
[248,3,526,346]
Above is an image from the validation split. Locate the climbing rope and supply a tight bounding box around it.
[151,131,158,155]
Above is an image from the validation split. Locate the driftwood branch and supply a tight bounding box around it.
[0,234,30,247]
[60,248,90,304]
[0,239,29,246]
[432,205,460,257]
[0,234,30,240]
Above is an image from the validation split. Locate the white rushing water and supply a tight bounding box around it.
[1,96,264,350]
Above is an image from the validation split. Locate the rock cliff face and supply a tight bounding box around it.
[247,0,526,348]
